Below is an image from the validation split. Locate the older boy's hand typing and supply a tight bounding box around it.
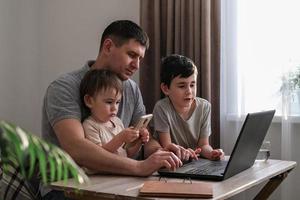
[164,143,200,161]
[200,144,224,160]
[210,149,224,160]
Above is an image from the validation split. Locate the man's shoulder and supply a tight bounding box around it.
[54,66,88,84]
[122,79,140,96]
[48,64,89,91]
[123,79,138,89]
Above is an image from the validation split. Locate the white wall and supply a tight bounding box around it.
[0,0,140,135]
[0,0,40,134]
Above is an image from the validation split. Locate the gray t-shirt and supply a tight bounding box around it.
[153,97,211,149]
[42,60,146,146]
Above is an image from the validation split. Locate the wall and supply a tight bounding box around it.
[0,0,140,135]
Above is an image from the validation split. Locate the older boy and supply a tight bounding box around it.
[153,54,224,161]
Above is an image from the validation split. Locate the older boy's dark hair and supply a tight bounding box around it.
[100,20,149,50]
[80,69,123,107]
[160,54,197,87]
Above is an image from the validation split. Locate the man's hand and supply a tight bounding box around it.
[137,149,182,176]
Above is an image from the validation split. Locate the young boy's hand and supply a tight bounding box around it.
[120,128,139,143]
[139,128,149,143]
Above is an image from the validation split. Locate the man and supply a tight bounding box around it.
[42,20,181,199]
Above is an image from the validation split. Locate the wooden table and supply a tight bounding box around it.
[51,159,296,200]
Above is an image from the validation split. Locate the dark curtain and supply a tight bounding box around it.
[140,0,221,148]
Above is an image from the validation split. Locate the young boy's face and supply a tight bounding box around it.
[85,88,122,123]
[161,73,197,110]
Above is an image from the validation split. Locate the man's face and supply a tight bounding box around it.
[107,39,146,81]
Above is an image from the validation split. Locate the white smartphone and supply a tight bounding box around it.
[133,114,153,131]
[123,114,153,149]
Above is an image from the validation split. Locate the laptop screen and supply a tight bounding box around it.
[223,110,275,179]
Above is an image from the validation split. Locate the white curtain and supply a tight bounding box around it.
[221,1,300,199]
[281,78,299,200]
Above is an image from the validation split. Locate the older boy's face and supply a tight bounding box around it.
[163,73,197,109]
[107,39,146,81]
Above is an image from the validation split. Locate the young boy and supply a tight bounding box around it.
[80,69,149,173]
[153,54,224,161]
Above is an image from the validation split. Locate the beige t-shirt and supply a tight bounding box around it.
[82,116,127,174]
[82,116,127,157]
[153,97,211,149]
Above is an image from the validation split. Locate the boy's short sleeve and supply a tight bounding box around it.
[198,100,211,138]
[153,101,170,134]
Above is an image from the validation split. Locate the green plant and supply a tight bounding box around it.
[0,120,89,185]
[280,65,300,94]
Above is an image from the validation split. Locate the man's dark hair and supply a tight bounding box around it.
[100,20,149,50]
[80,69,123,109]
[160,54,197,87]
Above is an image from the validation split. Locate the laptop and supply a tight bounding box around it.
[158,110,276,181]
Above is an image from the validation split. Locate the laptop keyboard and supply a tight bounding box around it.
[185,161,226,175]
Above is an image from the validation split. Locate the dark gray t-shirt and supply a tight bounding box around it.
[42,61,146,146]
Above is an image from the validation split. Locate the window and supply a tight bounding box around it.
[222,0,300,117]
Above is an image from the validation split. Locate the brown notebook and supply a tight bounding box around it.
[139,180,213,198]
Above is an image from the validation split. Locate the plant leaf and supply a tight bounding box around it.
[0,122,27,176]
[32,137,47,183]
[0,120,89,186]
[48,153,56,182]
[27,135,37,179]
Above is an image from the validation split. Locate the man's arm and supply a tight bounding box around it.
[54,118,182,175]
[143,134,163,158]
[54,119,140,174]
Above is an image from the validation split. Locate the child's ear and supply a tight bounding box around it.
[160,83,169,96]
[84,95,94,109]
